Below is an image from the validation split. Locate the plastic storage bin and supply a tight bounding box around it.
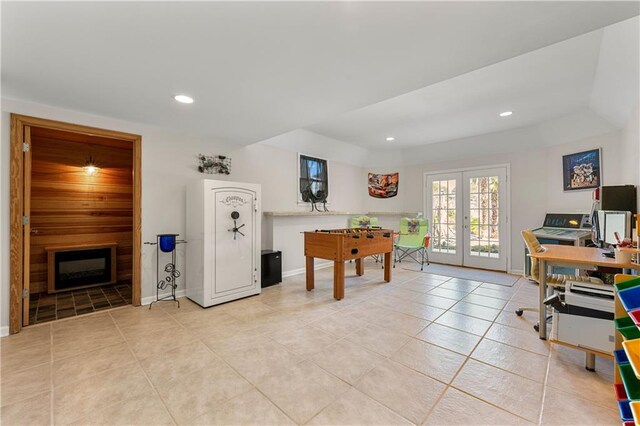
[616,383,629,401]
[619,286,640,312]
[616,317,640,340]
[617,277,640,292]
[629,310,640,328]
[619,400,633,422]
[619,363,640,400]
[616,349,631,365]
[623,339,640,377]
[630,401,640,424]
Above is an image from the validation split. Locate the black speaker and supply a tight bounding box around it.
[601,185,637,213]
[261,250,282,288]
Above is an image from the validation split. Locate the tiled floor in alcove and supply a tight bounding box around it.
[2,261,618,425]
[29,281,132,324]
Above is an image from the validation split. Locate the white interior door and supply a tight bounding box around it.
[211,188,257,299]
[462,168,508,271]
[426,167,509,271]
[426,173,463,266]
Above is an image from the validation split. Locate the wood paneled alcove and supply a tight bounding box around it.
[28,126,134,294]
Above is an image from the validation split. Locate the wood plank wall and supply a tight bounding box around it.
[29,127,133,294]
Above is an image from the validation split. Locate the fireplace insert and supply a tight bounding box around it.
[47,244,117,292]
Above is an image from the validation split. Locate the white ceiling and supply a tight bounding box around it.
[590,17,640,128]
[308,17,640,149]
[2,2,638,146]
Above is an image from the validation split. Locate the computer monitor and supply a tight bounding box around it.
[595,210,632,246]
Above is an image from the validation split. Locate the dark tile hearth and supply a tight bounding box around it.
[29,281,132,325]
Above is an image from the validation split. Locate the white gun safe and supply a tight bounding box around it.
[186,179,261,307]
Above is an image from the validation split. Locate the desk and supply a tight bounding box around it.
[530,245,639,340]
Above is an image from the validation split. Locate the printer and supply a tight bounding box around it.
[551,280,615,354]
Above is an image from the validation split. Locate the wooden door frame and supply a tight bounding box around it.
[9,114,142,334]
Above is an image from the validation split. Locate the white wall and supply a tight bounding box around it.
[401,127,636,274]
[0,99,371,331]
[2,98,637,333]
[620,106,640,212]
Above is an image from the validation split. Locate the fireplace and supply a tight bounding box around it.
[46,243,117,293]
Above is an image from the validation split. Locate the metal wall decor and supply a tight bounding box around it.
[198,154,231,175]
[144,234,187,308]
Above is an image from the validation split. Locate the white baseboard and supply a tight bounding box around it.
[509,269,524,276]
[0,326,9,337]
[141,289,186,306]
[282,262,333,278]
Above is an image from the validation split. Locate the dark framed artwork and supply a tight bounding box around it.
[368,172,399,198]
[299,154,328,203]
[562,148,601,191]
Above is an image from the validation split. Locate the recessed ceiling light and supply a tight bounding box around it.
[499,111,513,117]
[386,137,395,141]
[174,94,194,104]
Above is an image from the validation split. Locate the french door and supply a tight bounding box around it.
[425,167,508,271]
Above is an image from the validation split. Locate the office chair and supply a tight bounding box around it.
[517,229,604,332]
[394,218,430,271]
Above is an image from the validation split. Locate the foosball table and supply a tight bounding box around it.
[304,228,394,300]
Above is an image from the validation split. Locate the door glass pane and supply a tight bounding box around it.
[431,178,457,255]
[468,175,500,258]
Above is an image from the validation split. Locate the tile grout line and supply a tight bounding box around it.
[6,268,592,425]
[302,274,518,424]
[422,277,543,424]
[538,336,554,425]
[107,309,178,426]
[188,310,309,425]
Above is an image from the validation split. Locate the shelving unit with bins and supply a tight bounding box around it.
[614,274,640,425]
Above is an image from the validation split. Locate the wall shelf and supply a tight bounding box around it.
[263,211,418,217]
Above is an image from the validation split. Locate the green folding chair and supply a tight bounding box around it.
[350,215,379,229]
[350,216,383,264]
[394,218,430,271]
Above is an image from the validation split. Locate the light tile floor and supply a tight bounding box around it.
[1,261,619,425]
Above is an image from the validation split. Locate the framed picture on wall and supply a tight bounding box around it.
[562,148,601,191]
[368,172,399,198]
[298,153,329,203]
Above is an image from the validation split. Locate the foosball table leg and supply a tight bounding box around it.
[383,252,392,282]
[334,261,345,300]
[356,258,364,276]
[306,256,315,291]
